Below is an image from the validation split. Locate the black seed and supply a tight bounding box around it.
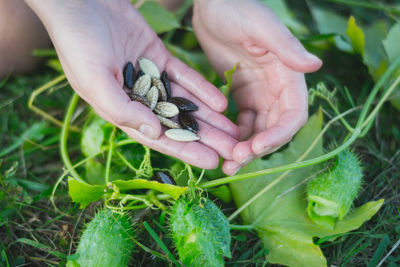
[129,93,150,107]
[161,71,171,100]
[135,70,145,82]
[178,112,199,133]
[154,171,176,185]
[123,62,135,89]
[169,97,199,112]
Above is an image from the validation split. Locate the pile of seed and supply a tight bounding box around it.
[123,57,200,142]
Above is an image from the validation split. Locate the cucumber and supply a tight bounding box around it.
[307,149,362,229]
[67,209,134,267]
[169,197,231,267]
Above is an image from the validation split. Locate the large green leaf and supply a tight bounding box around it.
[363,21,388,80]
[261,0,308,35]
[230,111,383,266]
[310,6,352,52]
[383,23,400,111]
[138,1,180,34]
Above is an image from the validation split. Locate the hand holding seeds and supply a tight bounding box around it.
[26,0,239,170]
[193,0,322,174]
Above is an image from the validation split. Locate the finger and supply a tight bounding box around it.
[222,160,242,176]
[252,109,308,155]
[237,109,256,140]
[232,139,255,165]
[171,83,239,139]
[121,126,220,169]
[196,119,237,160]
[251,6,322,73]
[81,73,161,139]
[166,57,228,112]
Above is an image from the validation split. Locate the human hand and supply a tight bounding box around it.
[193,0,322,175]
[25,0,239,169]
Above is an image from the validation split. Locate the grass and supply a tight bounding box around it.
[1,0,400,266]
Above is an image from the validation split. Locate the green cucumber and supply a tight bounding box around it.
[67,209,134,267]
[169,197,231,267]
[307,149,362,229]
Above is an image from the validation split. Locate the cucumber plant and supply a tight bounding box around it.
[307,149,363,229]
[67,209,135,267]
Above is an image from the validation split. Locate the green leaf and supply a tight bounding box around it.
[363,21,388,80]
[138,1,180,34]
[261,0,308,35]
[346,16,365,56]
[81,116,107,157]
[310,6,352,52]
[219,63,238,98]
[85,160,106,185]
[170,197,231,267]
[113,179,187,200]
[0,121,49,157]
[68,178,106,209]
[68,177,187,208]
[383,23,400,63]
[383,23,400,111]
[230,111,383,267]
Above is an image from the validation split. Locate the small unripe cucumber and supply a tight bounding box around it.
[307,149,362,229]
[169,197,231,267]
[67,209,134,267]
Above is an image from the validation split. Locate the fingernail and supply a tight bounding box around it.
[305,53,322,63]
[232,166,241,175]
[139,124,157,139]
[240,156,254,165]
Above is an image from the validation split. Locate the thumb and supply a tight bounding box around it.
[81,74,161,139]
[252,6,322,73]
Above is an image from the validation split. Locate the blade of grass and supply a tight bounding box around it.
[368,234,390,267]
[14,238,67,259]
[142,221,181,266]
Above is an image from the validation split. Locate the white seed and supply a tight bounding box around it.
[157,115,181,129]
[146,86,159,110]
[154,102,179,118]
[152,78,167,101]
[165,129,200,142]
[133,74,151,96]
[138,57,160,79]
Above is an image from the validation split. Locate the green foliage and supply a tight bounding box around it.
[81,116,109,157]
[383,23,400,111]
[138,1,180,34]
[346,16,365,56]
[306,149,363,229]
[261,0,308,35]
[219,63,238,98]
[67,209,134,267]
[169,197,231,267]
[68,177,187,208]
[230,111,383,266]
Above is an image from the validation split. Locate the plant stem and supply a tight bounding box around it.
[28,74,80,132]
[60,93,85,183]
[115,150,138,172]
[229,224,254,230]
[360,75,400,135]
[356,57,400,129]
[105,127,116,184]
